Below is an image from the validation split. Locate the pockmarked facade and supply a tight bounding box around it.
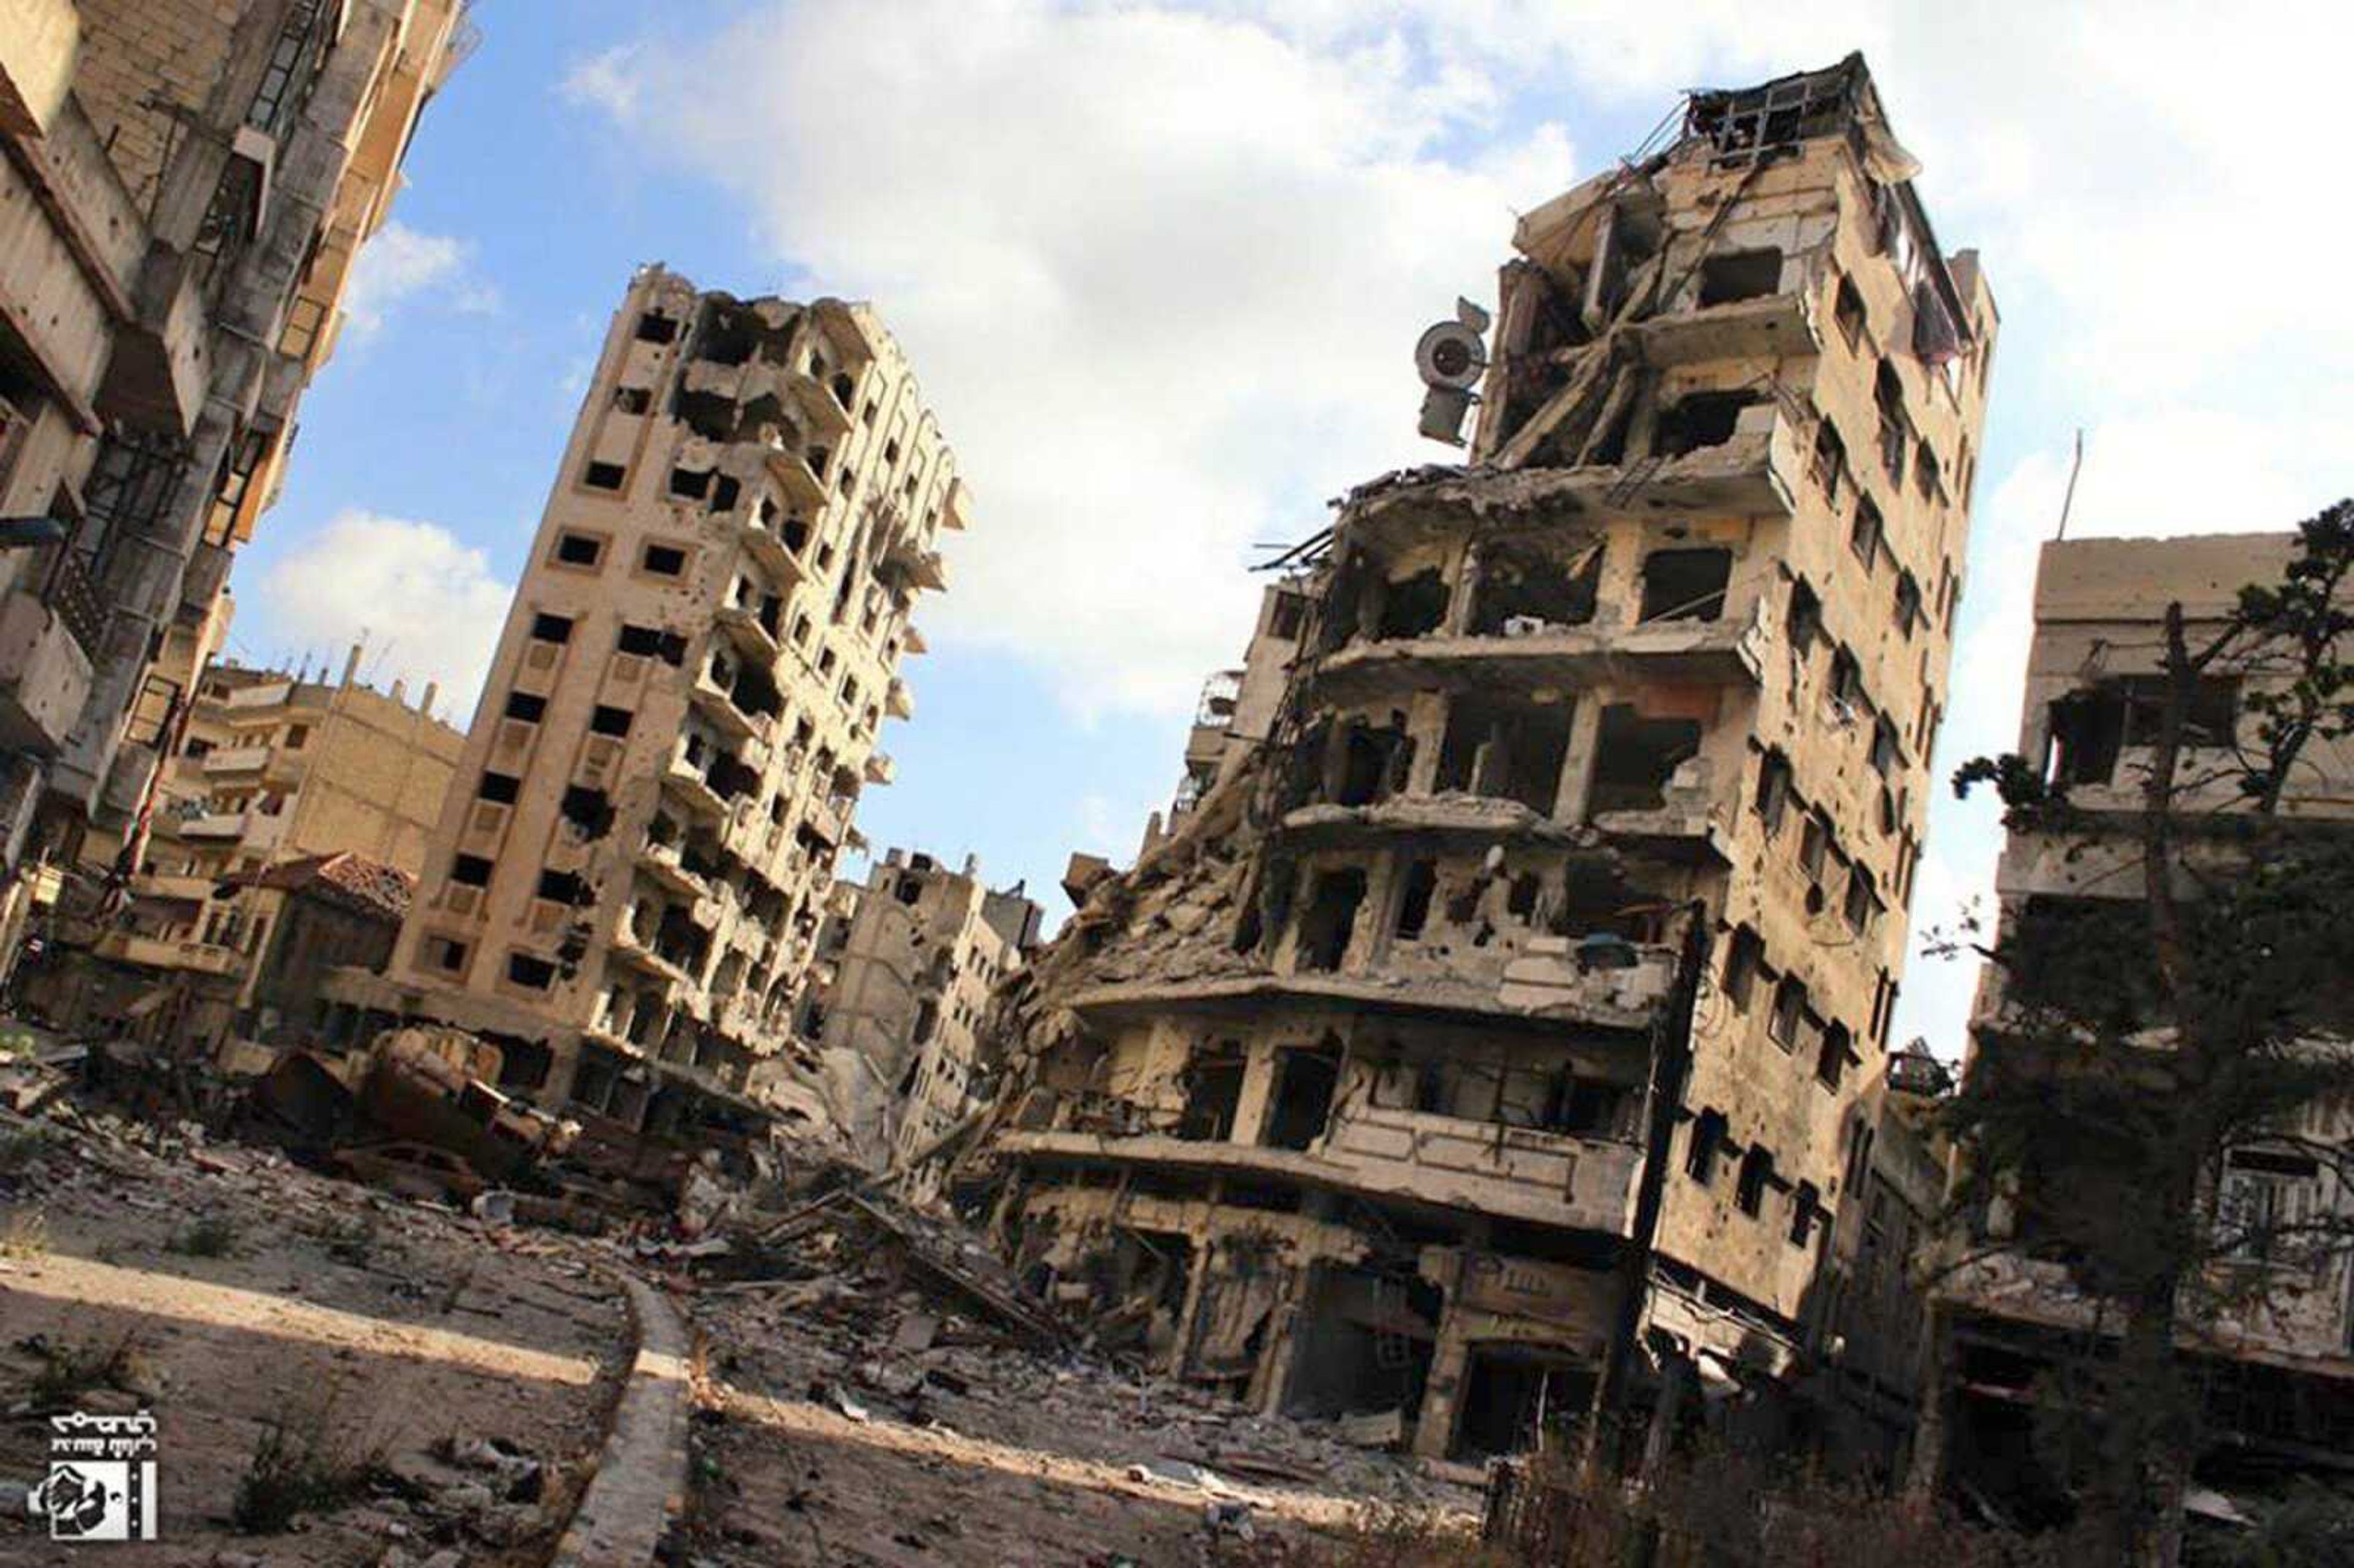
[970,56,1995,1464]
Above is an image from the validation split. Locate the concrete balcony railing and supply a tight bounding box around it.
[1311,608,1769,704]
[1001,1108,1643,1235]
[93,930,243,978]
[201,744,274,775]
[0,582,95,755]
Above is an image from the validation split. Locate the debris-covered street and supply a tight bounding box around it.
[0,1087,1477,1566]
[0,1102,631,1565]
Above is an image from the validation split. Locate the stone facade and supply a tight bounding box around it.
[972,56,1996,1465]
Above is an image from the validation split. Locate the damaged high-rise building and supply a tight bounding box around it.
[789,847,1043,1198]
[970,55,1996,1464]
[326,265,967,1156]
[0,0,471,973]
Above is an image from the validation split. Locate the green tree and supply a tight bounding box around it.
[1938,502,2354,1567]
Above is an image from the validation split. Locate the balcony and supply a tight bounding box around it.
[129,871,218,904]
[763,444,830,512]
[607,924,691,990]
[783,364,853,441]
[863,750,895,786]
[1629,289,1811,368]
[92,930,242,978]
[661,757,729,821]
[715,603,782,664]
[1000,1113,1641,1235]
[1067,942,1674,1035]
[1310,614,1766,705]
[885,677,914,721]
[177,809,251,839]
[200,743,273,775]
[638,840,710,901]
[810,298,879,369]
[690,675,758,743]
[0,582,95,754]
[737,511,807,582]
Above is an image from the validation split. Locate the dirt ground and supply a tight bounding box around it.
[0,1111,633,1566]
[680,1272,1482,1567]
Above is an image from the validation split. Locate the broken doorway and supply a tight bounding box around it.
[1263,1037,1341,1151]
[1454,1349,1598,1460]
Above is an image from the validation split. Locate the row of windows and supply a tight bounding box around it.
[549,528,691,579]
[1685,1109,1826,1247]
[1753,747,1892,935]
[1721,921,1894,1094]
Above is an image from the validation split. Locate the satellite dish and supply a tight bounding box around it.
[1415,321,1487,390]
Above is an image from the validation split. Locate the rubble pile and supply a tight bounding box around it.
[668,1176,1478,1564]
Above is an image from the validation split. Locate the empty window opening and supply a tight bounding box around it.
[423,935,467,973]
[1789,1181,1822,1247]
[531,612,574,644]
[1436,695,1574,815]
[1471,542,1602,635]
[634,312,677,344]
[1786,579,1823,652]
[1894,571,1922,637]
[1736,1147,1775,1216]
[1178,1041,1247,1141]
[450,854,493,888]
[1652,390,1758,457]
[1264,1038,1341,1151]
[2045,677,2239,787]
[1585,705,1702,818]
[477,771,520,804]
[617,623,688,666]
[1810,417,1848,501]
[1395,860,1438,939]
[1754,750,1792,834]
[1849,496,1883,566]
[641,542,688,577]
[710,474,741,512]
[1815,1021,1852,1090]
[536,869,588,905]
[1686,1108,1729,1182]
[582,462,626,492]
[555,532,605,566]
[1296,867,1368,973]
[1870,717,1902,778]
[590,704,633,739]
[1874,360,1909,485]
[614,386,652,415]
[1638,547,1732,622]
[560,785,615,840]
[1696,248,1781,306]
[668,466,713,500]
[1269,592,1307,640]
[693,303,757,366]
[1723,926,1764,1009]
[1828,647,1864,711]
[1769,976,1808,1049]
[1373,568,1448,641]
[503,691,546,724]
[1331,715,1407,808]
[1834,275,1867,348]
[507,952,557,990]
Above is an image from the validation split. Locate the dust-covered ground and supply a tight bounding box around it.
[0,1109,631,1566]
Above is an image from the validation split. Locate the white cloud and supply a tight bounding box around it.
[247,510,512,725]
[341,222,498,343]
[565,1,1580,716]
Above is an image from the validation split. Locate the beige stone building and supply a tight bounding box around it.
[799,848,1042,1190]
[1929,533,2354,1513]
[975,56,1995,1463]
[328,266,967,1154]
[23,647,457,1050]
[0,0,469,965]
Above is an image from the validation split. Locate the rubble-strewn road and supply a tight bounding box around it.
[674,1204,1481,1567]
[0,1109,634,1565]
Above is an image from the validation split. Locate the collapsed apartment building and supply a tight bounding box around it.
[325,265,968,1167]
[1925,535,2354,1521]
[15,647,459,1054]
[798,848,1043,1195]
[0,0,470,973]
[967,56,1996,1465]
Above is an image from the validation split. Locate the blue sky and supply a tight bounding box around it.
[240,1,2354,1057]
